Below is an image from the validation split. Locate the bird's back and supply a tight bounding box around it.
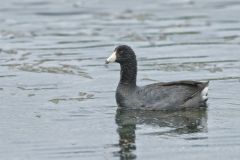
[116,81,209,110]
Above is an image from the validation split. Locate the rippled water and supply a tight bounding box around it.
[0,0,240,159]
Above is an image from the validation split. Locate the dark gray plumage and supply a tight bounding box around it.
[106,45,209,110]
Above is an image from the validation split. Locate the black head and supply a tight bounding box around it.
[106,45,136,64]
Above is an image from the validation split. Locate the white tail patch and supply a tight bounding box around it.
[201,87,208,101]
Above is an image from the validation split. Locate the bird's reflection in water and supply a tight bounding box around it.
[114,107,208,160]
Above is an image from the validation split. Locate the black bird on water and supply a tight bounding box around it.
[105,45,209,110]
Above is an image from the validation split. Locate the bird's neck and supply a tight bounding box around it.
[119,60,137,87]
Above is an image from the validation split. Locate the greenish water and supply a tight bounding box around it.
[0,0,240,159]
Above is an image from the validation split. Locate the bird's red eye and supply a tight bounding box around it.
[118,50,123,55]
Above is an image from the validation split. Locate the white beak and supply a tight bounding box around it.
[105,51,116,64]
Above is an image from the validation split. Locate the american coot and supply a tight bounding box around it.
[105,45,209,110]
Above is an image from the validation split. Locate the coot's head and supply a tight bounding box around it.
[105,45,136,64]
